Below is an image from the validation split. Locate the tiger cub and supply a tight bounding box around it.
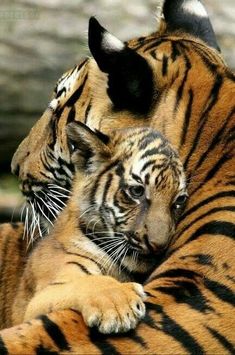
[12,123,187,334]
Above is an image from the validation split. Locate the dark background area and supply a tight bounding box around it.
[0,0,234,222]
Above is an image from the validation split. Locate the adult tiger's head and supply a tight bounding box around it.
[62,123,187,273]
[11,0,225,229]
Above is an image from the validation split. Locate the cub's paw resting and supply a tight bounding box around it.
[23,275,146,334]
[80,277,146,334]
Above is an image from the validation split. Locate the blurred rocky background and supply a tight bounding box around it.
[0,0,235,222]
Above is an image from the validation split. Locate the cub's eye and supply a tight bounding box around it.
[128,185,145,199]
[173,194,188,210]
[70,143,75,151]
[69,140,78,153]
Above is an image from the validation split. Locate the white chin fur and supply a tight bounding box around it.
[102,32,125,52]
[182,0,208,18]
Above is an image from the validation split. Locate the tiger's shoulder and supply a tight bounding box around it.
[0,223,30,329]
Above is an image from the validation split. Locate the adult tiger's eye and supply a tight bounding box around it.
[173,194,188,210]
[129,185,145,199]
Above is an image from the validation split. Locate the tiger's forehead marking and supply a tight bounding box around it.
[48,65,83,112]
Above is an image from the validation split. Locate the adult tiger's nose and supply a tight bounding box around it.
[12,163,20,177]
[20,181,33,197]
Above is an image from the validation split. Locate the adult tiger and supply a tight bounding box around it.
[1,0,235,353]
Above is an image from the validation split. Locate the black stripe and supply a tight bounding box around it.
[102,173,113,205]
[89,329,121,355]
[180,253,214,267]
[156,280,213,313]
[140,159,156,173]
[162,54,168,76]
[56,87,66,99]
[204,151,233,183]
[67,106,76,123]
[36,345,59,355]
[65,73,88,107]
[204,278,235,307]
[0,336,8,355]
[206,327,235,353]
[90,160,119,206]
[194,108,234,170]
[178,206,235,242]
[186,221,235,245]
[131,173,142,183]
[192,46,218,73]
[84,102,92,125]
[67,261,91,274]
[48,117,58,149]
[184,74,223,170]
[140,147,161,160]
[142,311,158,329]
[171,41,181,61]
[161,313,204,354]
[127,332,148,348]
[174,53,191,112]
[179,191,235,222]
[131,36,159,51]
[144,301,162,313]
[192,152,233,196]
[143,39,168,53]
[138,131,162,150]
[39,315,70,351]
[180,89,193,146]
[152,268,201,281]
[64,251,104,273]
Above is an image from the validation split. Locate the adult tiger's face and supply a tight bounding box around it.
[11,0,223,230]
[66,123,187,266]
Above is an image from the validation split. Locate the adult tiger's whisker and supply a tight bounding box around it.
[47,193,67,207]
[48,184,71,194]
[35,194,54,227]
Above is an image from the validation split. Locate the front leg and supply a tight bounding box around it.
[24,275,146,334]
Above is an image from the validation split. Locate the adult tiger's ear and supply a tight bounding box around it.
[163,0,220,51]
[88,17,154,115]
[66,122,111,173]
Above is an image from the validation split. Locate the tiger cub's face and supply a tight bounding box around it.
[67,123,187,273]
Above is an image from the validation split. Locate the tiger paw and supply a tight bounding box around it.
[78,276,146,334]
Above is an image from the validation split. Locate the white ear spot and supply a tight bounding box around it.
[102,32,125,52]
[183,0,208,18]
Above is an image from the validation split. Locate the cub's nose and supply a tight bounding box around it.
[145,238,168,254]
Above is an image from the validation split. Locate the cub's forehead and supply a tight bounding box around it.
[117,129,184,184]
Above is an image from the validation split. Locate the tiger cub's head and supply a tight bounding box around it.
[65,122,187,274]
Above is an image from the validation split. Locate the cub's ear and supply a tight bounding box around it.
[88,17,154,115]
[66,122,111,173]
[163,0,220,51]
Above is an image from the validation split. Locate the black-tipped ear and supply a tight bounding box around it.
[88,17,154,115]
[163,0,220,51]
[66,122,111,173]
